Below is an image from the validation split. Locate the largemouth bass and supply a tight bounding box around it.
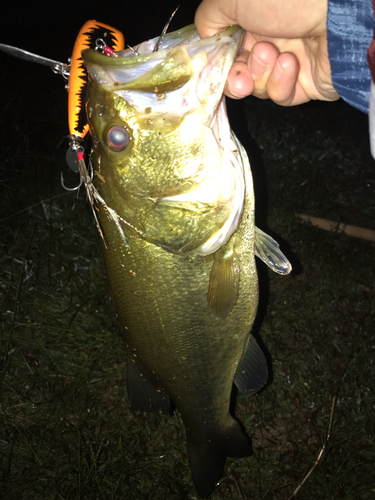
[82,24,290,497]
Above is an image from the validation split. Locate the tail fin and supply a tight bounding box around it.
[186,417,252,498]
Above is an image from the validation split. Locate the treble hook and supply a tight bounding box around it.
[153,6,180,52]
[61,172,83,191]
[127,44,140,56]
[87,159,95,182]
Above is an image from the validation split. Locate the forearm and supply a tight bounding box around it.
[327,0,374,113]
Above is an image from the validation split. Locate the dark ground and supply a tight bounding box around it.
[1,3,375,499]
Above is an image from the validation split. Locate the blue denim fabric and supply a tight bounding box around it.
[327,0,374,113]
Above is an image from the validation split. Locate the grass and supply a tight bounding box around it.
[1,50,375,499]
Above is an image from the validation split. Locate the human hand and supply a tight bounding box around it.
[195,0,340,105]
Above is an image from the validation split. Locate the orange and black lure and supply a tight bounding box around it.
[68,20,124,141]
[0,19,124,167]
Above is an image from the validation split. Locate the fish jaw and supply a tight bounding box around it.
[83,25,245,256]
[83,24,243,124]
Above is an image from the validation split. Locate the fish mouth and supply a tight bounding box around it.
[82,24,243,103]
[82,23,244,142]
[83,23,242,62]
[119,23,243,61]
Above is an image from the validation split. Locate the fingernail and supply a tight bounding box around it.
[250,54,267,79]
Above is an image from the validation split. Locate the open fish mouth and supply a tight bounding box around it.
[83,24,243,121]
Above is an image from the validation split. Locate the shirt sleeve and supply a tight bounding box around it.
[327,0,374,114]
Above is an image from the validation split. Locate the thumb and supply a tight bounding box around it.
[195,0,237,38]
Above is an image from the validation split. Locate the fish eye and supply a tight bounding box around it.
[107,126,129,151]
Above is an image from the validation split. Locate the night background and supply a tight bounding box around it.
[0,1,374,499]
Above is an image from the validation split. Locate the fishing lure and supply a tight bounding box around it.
[68,20,124,143]
[0,20,124,172]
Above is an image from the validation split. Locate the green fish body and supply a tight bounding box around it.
[82,25,289,497]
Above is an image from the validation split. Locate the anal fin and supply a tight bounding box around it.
[208,242,240,320]
[126,353,172,415]
[234,335,268,395]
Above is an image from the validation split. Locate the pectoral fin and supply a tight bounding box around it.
[234,334,268,395]
[207,243,240,320]
[255,226,292,275]
[126,353,172,415]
